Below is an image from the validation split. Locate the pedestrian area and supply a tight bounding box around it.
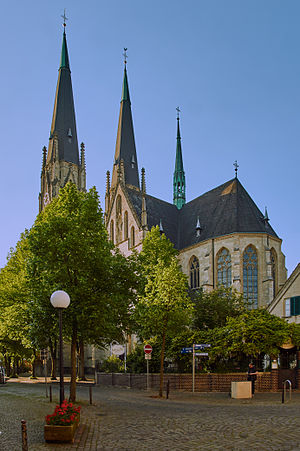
[1,380,300,450]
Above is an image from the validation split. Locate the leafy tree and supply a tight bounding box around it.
[135,253,191,396]
[210,308,290,361]
[191,286,246,330]
[27,183,137,401]
[0,234,32,376]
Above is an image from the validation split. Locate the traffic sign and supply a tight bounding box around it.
[181,347,193,354]
[144,344,152,355]
[195,344,211,349]
[195,352,208,356]
[145,354,151,360]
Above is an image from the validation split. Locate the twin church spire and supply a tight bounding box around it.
[40,22,185,212]
[39,21,86,212]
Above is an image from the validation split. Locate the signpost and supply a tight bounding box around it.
[144,344,152,390]
[181,344,210,393]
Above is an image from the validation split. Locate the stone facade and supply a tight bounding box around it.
[268,263,300,322]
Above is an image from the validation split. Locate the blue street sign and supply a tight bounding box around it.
[181,347,193,354]
[195,344,211,349]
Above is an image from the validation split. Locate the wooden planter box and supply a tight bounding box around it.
[44,422,77,443]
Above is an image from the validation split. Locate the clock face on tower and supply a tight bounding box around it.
[43,192,50,207]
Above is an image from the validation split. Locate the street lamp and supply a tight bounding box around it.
[50,290,70,405]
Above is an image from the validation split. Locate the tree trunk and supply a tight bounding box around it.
[31,350,37,378]
[5,355,11,377]
[78,339,86,381]
[49,341,57,380]
[69,325,77,402]
[159,319,167,397]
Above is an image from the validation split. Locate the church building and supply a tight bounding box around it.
[105,60,287,308]
[39,26,287,310]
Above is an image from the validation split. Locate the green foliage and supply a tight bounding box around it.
[27,183,137,346]
[126,343,161,374]
[0,233,32,363]
[210,308,290,360]
[101,355,124,373]
[191,286,246,330]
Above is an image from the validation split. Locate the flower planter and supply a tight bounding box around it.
[44,422,77,443]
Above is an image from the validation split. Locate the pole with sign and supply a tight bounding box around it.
[144,344,152,390]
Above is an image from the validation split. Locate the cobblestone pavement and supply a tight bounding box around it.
[1,380,300,450]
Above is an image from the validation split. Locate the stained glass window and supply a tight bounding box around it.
[243,245,258,308]
[190,256,200,289]
[124,211,128,240]
[217,248,232,287]
[270,248,277,298]
[130,226,135,248]
[110,220,114,244]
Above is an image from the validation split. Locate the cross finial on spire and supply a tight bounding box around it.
[123,48,128,65]
[61,9,68,30]
[234,160,239,178]
[176,106,181,120]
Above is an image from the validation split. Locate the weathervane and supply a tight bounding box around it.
[123,48,128,65]
[176,106,181,120]
[233,160,239,178]
[61,9,68,30]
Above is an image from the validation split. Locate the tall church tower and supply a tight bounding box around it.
[39,23,86,212]
[110,61,140,191]
[173,109,186,209]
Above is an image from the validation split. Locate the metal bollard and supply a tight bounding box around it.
[49,384,52,402]
[21,420,28,451]
[166,380,170,399]
[89,385,93,405]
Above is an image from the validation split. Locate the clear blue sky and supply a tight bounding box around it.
[1,1,299,275]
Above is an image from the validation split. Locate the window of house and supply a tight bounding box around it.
[190,256,200,289]
[285,297,300,316]
[243,245,258,308]
[217,248,232,287]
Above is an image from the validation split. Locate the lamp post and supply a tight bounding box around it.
[50,290,70,406]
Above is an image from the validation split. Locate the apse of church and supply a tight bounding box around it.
[105,58,287,308]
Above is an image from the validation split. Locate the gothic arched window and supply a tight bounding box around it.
[190,256,200,289]
[130,226,135,248]
[270,248,277,299]
[124,211,128,240]
[110,220,114,244]
[116,195,122,216]
[243,245,258,308]
[217,248,232,287]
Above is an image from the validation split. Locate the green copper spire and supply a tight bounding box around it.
[173,108,186,209]
[60,31,70,69]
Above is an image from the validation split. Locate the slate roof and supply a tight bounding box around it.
[47,32,79,166]
[126,178,278,250]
